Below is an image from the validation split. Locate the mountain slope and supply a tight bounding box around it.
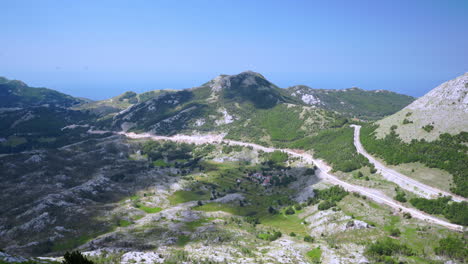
[360,73,468,197]
[375,73,468,142]
[0,77,85,108]
[108,71,338,146]
[287,85,415,120]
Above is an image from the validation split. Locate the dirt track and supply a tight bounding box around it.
[351,125,467,203]
[122,131,464,231]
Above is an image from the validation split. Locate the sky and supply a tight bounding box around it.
[1,0,467,100]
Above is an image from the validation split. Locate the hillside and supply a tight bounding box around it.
[77,90,173,117]
[360,73,468,197]
[1,72,465,264]
[0,77,85,108]
[375,73,468,142]
[108,71,338,146]
[287,85,415,120]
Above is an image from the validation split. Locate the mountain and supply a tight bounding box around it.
[0,77,85,108]
[0,78,104,153]
[286,85,415,120]
[76,90,173,117]
[375,73,468,142]
[0,72,464,264]
[108,71,339,146]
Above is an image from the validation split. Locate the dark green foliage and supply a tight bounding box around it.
[304,235,315,243]
[317,200,336,210]
[287,85,415,120]
[221,72,296,109]
[361,124,468,197]
[118,91,137,102]
[0,77,83,108]
[422,124,434,132]
[0,106,104,153]
[290,127,370,172]
[394,188,407,203]
[314,186,349,202]
[409,197,468,225]
[268,206,278,214]
[402,118,413,124]
[389,228,401,237]
[307,186,349,211]
[434,236,468,261]
[227,104,307,143]
[285,207,295,215]
[257,230,282,241]
[141,141,194,163]
[365,238,413,262]
[62,251,95,264]
[268,151,289,167]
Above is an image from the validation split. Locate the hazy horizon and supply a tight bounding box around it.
[2,0,468,100]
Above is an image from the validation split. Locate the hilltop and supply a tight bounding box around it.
[375,73,468,142]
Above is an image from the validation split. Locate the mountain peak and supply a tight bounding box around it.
[376,73,468,142]
[207,71,272,93]
[407,73,468,112]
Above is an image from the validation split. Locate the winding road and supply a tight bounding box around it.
[351,125,467,203]
[121,131,464,231]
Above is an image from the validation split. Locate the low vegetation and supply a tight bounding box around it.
[361,124,468,197]
[290,127,369,172]
[409,197,468,226]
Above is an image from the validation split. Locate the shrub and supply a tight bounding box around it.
[422,124,434,132]
[410,197,468,225]
[389,228,401,237]
[434,236,467,261]
[402,118,413,124]
[365,238,413,261]
[318,200,335,210]
[304,235,315,243]
[356,171,364,178]
[285,207,295,215]
[289,232,296,237]
[62,251,95,264]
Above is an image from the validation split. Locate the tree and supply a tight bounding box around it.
[285,207,295,215]
[62,251,94,264]
[389,228,401,237]
[434,236,467,261]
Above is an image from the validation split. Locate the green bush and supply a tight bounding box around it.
[365,238,413,261]
[318,200,335,210]
[389,228,401,237]
[361,125,468,197]
[62,251,95,264]
[410,197,468,226]
[284,207,295,215]
[290,127,370,172]
[304,235,315,243]
[434,236,467,261]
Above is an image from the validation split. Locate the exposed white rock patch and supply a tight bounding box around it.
[301,94,321,105]
[61,124,89,130]
[215,108,235,125]
[25,154,43,163]
[194,118,205,127]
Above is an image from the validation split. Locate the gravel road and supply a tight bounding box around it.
[122,131,464,231]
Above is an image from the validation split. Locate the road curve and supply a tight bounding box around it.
[351,125,467,203]
[121,131,464,232]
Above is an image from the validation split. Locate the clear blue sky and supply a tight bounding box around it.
[1,0,467,100]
